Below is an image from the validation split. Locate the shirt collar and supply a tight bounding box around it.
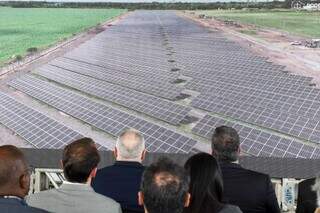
[0,196,27,206]
[60,182,94,192]
[0,195,23,200]
[219,160,242,168]
[63,180,89,186]
[115,160,143,167]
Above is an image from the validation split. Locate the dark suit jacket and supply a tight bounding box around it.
[92,161,145,213]
[219,161,280,213]
[0,198,48,213]
[296,200,318,213]
[296,178,317,213]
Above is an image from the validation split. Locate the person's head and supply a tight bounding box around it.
[139,158,191,213]
[62,138,100,184]
[211,126,240,162]
[114,128,146,162]
[0,145,31,198]
[184,153,224,213]
[313,173,320,207]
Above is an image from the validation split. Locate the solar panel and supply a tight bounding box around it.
[35,69,191,125]
[39,60,182,101]
[191,86,320,121]
[0,92,107,150]
[183,68,311,86]
[187,78,319,101]
[65,47,171,70]
[192,115,320,159]
[192,94,320,144]
[8,76,198,153]
[54,56,177,82]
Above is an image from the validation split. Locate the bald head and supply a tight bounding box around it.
[154,172,180,187]
[115,129,145,162]
[0,145,30,197]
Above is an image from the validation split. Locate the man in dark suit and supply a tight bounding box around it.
[93,129,146,213]
[0,145,48,213]
[212,126,280,213]
[296,178,318,213]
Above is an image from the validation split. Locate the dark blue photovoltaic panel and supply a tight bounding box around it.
[0,92,107,150]
[36,68,191,125]
[8,76,198,154]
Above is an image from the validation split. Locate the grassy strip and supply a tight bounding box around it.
[195,10,320,38]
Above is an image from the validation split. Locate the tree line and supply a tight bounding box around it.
[0,1,291,10]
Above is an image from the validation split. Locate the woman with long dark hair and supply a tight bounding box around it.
[184,153,242,213]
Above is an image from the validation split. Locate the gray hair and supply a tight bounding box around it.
[313,173,320,207]
[116,128,145,160]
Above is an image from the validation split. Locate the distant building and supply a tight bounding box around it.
[303,2,320,10]
[291,0,305,9]
[291,0,320,10]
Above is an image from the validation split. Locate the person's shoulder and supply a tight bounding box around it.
[220,204,242,213]
[26,188,59,203]
[221,162,270,180]
[243,167,269,178]
[97,165,115,172]
[299,178,315,187]
[300,199,318,209]
[236,165,270,181]
[9,203,50,213]
[90,190,121,207]
[27,205,50,213]
[0,199,49,213]
[97,162,145,173]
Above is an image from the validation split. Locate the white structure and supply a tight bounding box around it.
[303,2,320,10]
[291,0,305,9]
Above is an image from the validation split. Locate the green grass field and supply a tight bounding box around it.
[0,8,126,66]
[195,10,320,38]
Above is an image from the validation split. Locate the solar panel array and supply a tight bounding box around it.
[0,92,106,150]
[1,11,319,158]
[41,59,181,101]
[8,75,197,153]
[152,11,320,158]
[35,67,191,125]
[192,94,320,143]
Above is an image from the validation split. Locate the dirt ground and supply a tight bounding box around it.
[181,12,320,86]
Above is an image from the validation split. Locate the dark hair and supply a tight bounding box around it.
[211,126,240,162]
[184,153,224,213]
[62,138,100,183]
[141,157,190,213]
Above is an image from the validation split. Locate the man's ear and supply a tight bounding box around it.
[90,167,98,178]
[138,191,144,206]
[184,193,191,207]
[212,149,218,158]
[113,148,118,159]
[237,147,241,155]
[20,173,30,196]
[60,160,64,170]
[141,149,146,161]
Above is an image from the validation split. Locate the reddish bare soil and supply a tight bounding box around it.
[181,12,320,86]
